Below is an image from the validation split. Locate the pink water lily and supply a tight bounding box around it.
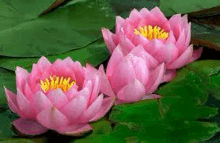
[99,44,165,104]
[4,57,114,135]
[102,7,203,82]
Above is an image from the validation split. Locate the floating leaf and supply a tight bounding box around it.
[0,39,109,72]
[159,0,220,17]
[0,0,114,57]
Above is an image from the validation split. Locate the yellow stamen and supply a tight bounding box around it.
[134,25,169,40]
[40,75,75,92]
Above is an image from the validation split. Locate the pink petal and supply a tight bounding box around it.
[102,28,117,53]
[15,66,29,92]
[81,80,92,103]
[13,118,48,135]
[65,87,78,101]
[34,91,52,113]
[111,57,136,94]
[90,74,101,104]
[50,60,76,81]
[98,65,115,97]
[47,89,69,109]
[90,96,115,122]
[166,31,176,44]
[57,124,92,135]
[132,35,150,47]
[116,16,125,33]
[117,79,145,102]
[187,47,203,64]
[17,89,36,118]
[162,69,177,82]
[4,87,20,114]
[152,42,179,64]
[139,8,158,26]
[127,54,149,86]
[68,61,86,90]
[185,23,191,48]
[150,7,170,31]
[122,20,136,41]
[182,14,188,28]
[23,81,33,100]
[144,39,164,54]
[142,94,161,100]
[60,95,87,123]
[167,44,193,69]
[176,30,187,54]
[106,45,124,77]
[36,56,51,73]
[146,63,165,94]
[129,45,159,68]
[169,14,182,39]
[79,94,103,123]
[37,106,69,130]
[129,9,143,25]
[119,35,136,55]
[28,64,41,92]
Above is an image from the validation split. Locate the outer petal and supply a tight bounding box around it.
[116,16,125,33]
[60,95,87,123]
[4,87,20,114]
[119,35,136,55]
[17,89,36,118]
[111,57,136,94]
[23,81,33,100]
[144,39,164,54]
[129,45,159,68]
[34,91,53,113]
[102,28,117,53]
[150,7,170,31]
[36,56,51,73]
[145,63,165,94]
[167,44,193,69]
[129,9,143,24]
[106,45,124,77]
[117,79,145,102]
[79,94,103,123]
[47,89,69,109]
[176,30,187,54]
[162,69,177,82]
[15,66,29,92]
[37,106,69,130]
[128,54,149,86]
[152,42,179,64]
[13,118,48,135]
[142,94,161,100]
[90,96,115,122]
[187,47,203,64]
[99,65,115,97]
[169,14,182,39]
[57,124,92,136]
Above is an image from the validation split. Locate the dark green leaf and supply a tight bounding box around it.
[0,39,109,72]
[159,0,220,17]
[0,0,115,57]
[0,110,19,140]
[0,68,15,107]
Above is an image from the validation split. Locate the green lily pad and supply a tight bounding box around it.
[0,0,114,57]
[0,39,109,72]
[159,0,220,17]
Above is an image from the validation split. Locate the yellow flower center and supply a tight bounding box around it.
[134,25,169,40]
[40,75,75,92]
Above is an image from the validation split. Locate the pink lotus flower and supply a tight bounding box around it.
[102,7,203,82]
[4,57,115,135]
[98,44,165,104]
